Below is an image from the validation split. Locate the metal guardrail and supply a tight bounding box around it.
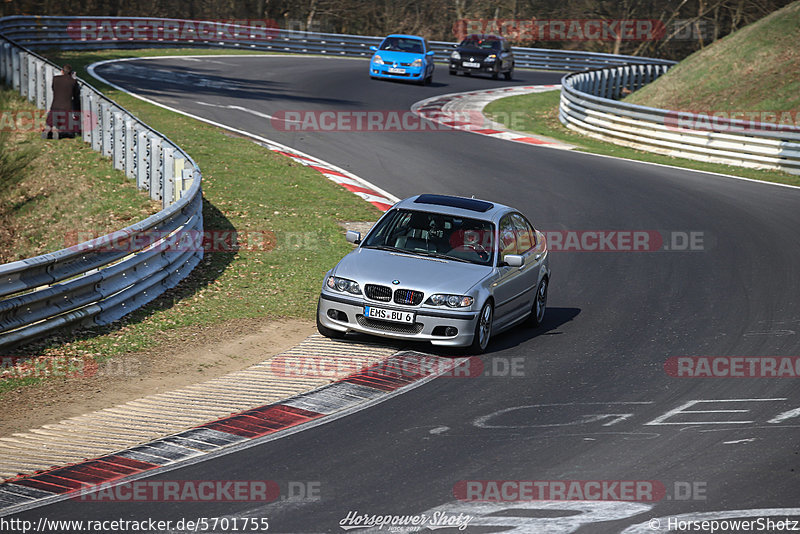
[0,29,203,350]
[0,16,675,72]
[560,65,800,175]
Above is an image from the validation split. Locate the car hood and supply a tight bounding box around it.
[456,48,494,59]
[333,248,491,295]
[373,50,424,63]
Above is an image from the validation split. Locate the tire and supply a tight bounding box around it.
[528,277,548,327]
[469,300,493,353]
[449,69,457,76]
[316,302,346,339]
[491,70,499,80]
[503,67,514,81]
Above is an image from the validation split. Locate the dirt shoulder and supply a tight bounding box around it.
[0,317,314,436]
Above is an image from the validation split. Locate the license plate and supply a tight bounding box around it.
[365,306,415,324]
[388,67,406,74]
[462,61,480,68]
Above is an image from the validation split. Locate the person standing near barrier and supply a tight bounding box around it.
[42,64,80,139]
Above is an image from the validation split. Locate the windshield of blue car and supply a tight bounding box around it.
[380,37,424,54]
[459,38,502,50]
[362,209,495,266]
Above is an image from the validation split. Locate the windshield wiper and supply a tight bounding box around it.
[412,250,471,263]
[364,245,411,253]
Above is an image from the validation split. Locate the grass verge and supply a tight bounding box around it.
[1,48,381,395]
[0,88,159,262]
[484,90,800,187]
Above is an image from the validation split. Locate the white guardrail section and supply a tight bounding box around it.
[0,16,680,350]
[560,66,800,175]
[0,25,203,350]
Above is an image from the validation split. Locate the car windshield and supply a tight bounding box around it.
[362,209,495,266]
[380,37,424,54]
[459,38,502,50]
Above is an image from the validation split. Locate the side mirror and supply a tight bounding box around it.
[369,45,378,52]
[346,230,361,244]
[426,50,435,56]
[504,254,524,268]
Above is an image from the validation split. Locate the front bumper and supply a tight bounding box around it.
[370,64,425,80]
[318,291,478,347]
[449,61,498,74]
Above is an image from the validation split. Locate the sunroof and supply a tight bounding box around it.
[413,194,494,212]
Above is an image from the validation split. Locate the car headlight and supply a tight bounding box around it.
[485,54,497,63]
[411,58,423,67]
[451,51,461,60]
[373,55,384,65]
[326,276,362,295]
[426,294,474,308]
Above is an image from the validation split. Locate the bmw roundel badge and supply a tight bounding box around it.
[392,280,400,285]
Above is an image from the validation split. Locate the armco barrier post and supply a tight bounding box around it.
[11,46,19,90]
[112,110,124,170]
[124,119,135,178]
[163,146,175,209]
[136,129,148,190]
[101,103,113,157]
[91,95,102,152]
[81,86,92,145]
[148,136,162,202]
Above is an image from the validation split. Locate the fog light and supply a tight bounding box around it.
[445,327,458,336]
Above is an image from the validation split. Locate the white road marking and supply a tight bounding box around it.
[722,438,757,444]
[768,407,800,424]
[644,399,787,426]
[429,426,449,435]
[474,402,653,429]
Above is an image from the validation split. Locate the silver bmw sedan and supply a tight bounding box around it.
[317,194,550,353]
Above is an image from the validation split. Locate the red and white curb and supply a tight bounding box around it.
[257,140,397,212]
[412,85,575,150]
[0,350,467,515]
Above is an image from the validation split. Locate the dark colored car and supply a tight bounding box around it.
[449,34,514,79]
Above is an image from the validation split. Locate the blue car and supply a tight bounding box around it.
[369,34,435,85]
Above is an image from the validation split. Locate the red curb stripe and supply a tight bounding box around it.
[371,201,393,212]
[13,478,72,494]
[339,183,380,196]
[41,468,109,486]
[200,404,323,438]
[275,150,314,161]
[309,165,346,177]
[514,136,550,145]
[98,455,159,472]
[472,128,502,135]
[23,473,87,491]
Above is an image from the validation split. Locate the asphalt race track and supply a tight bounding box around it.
[12,55,800,533]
